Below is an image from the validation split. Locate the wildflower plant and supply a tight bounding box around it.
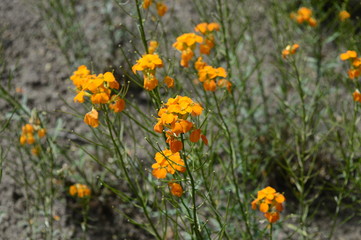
[2,0,361,239]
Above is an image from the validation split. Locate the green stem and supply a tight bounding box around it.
[180,134,203,239]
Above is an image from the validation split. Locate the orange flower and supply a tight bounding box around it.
[251,186,285,223]
[340,50,357,61]
[132,54,163,91]
[173,33,203,67]
[70,65,90,89]
[151,149,186,179]
[291,7,317,27]
[84,109,99,128]
[217,79,232,92]
[282,44,299,58]
[164,76,175,88]
[195,22,220,55]
[195,57,207,70]
[38,128,46,138]
[109,97,125,113]
[142,0,152,9]
[156,2,167,17]
[169,182,183,197]
[353,90,361,103]
[190,129,201,142]
[69,184,91,198]
[149,41,158,54]
[339,10,350,21]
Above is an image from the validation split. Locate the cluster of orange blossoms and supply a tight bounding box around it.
[282,44,299,59]
[340,50,361,80]
[195,57,231,92]
[132,54,163,91]
[290,7,317,27]
[152,96,207,181]
[339,10,351,22]
[142,0,167,17]
[20,122,46,156]
[173,22,220,67]
[194,22,220,55]
[70,65,125,128]
[251,186,286,223]
[69,184,91,198]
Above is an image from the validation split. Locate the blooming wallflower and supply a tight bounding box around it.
[251,186,285,223]
[339,10,350,21]
[197,64,228,92]
[132,54,163,91]
[195,22,220,54]
[340,50,361,79]
[70,66,126,126]
[173,33,203,67]
[69,184,91,198]
[290,7,317,27]
[282,44,299,59]
[152,149,186,179]
[154,96,207,152]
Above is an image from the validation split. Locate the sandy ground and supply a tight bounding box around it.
[1,0,361,239]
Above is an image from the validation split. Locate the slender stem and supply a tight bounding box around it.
[135,0,149,53]
[212,92,253,239]
[180,134,203,239]
[103,109,162,239]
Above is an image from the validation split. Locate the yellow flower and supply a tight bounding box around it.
[339,10,350,21]
[84,109,99,128]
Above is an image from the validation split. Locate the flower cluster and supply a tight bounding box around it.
[251,186,285,223]
[152,96,207,179]
[282,44,299,59]
[173,22,220,67]
[290,7,317,27]
[132,54,163,91]
[194,22,220,55]
[142,0,167,17]
[195,57,231,92]
[340,50,361,79]
[152,150,186,179]
[20,120,46,156]
[70,65,126,128]
[69,184,91,198]
[339,10,350,22]
[173,33,203,67]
